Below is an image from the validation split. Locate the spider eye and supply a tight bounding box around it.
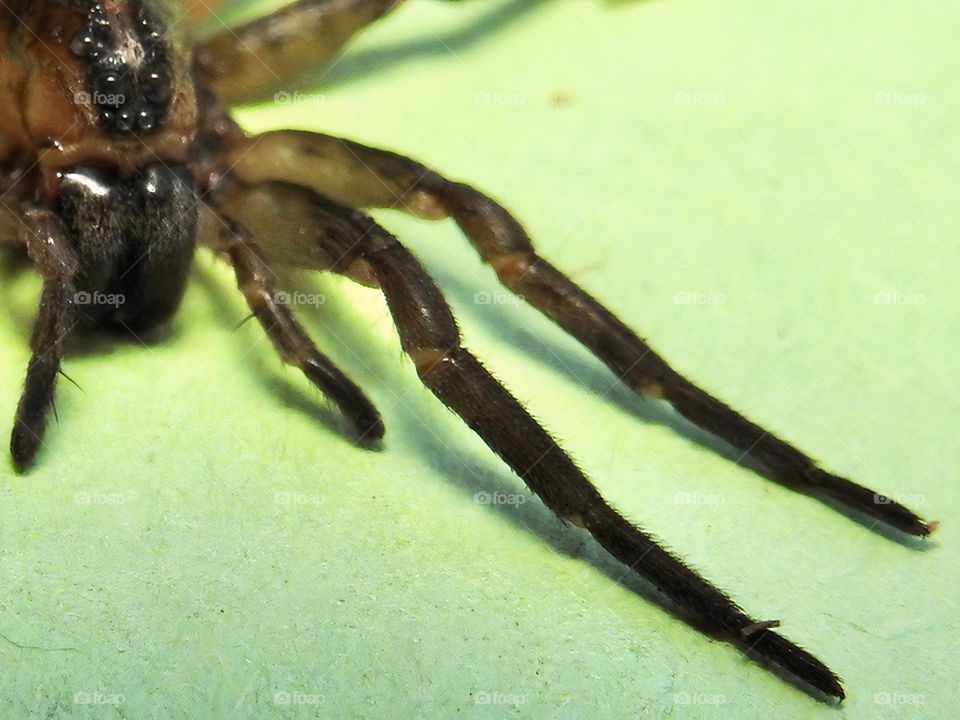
[141,68,172,105]
[71,2,174,136]
[69,32,96,58]
[136,108,156,133]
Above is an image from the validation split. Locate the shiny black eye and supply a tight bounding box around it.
[142,68,172,105]
[136,108,156,133]
[118,110,137,131]
[73,3,173,135]
[70,32,95,58]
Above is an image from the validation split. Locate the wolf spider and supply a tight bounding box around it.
[0,0,936,701]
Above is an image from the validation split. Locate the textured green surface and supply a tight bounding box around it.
[1,1,957,717]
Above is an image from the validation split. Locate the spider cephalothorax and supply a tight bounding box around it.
[0,0,937,702]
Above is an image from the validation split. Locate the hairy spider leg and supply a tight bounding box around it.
[211,214,384,441]
[211,180,845,700]
[10,209,81,471]
[194,0,406,104]
[222,131,935,538]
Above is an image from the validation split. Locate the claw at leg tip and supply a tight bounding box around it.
[10,431,38,474]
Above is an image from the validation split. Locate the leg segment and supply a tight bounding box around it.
[212,181,845,699]
[208,214,384,441]
[194,0,406,104]
[223,131,935,537]
[10,208,81,471]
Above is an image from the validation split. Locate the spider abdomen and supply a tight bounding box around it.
[57,163,198,331]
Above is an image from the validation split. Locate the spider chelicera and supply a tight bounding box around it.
[0,0,937,701]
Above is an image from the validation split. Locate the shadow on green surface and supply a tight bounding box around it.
[317,0,547,90]
[229,0,560,103]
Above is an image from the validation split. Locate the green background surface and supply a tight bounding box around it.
[1,0,957,717]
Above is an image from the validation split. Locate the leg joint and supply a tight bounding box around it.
[409,345,460,378]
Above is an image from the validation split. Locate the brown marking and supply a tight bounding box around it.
[490,251,532,284]
[410,347,454,378]
[641,382,666,399]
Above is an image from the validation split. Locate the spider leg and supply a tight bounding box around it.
[205,213,384,441]
[194,0,407,105]
[213,180,845,700]
[223,131,936,538]
[10,208,81,471]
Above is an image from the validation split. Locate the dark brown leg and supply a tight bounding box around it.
[194,0,406,105]
[212,181,845,699]
[223,131,935,538]
[10,208,81,471]
[208,214,384,441]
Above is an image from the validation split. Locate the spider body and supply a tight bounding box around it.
[0,0,937,702]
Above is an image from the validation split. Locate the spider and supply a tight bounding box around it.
[0,0,937,702]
